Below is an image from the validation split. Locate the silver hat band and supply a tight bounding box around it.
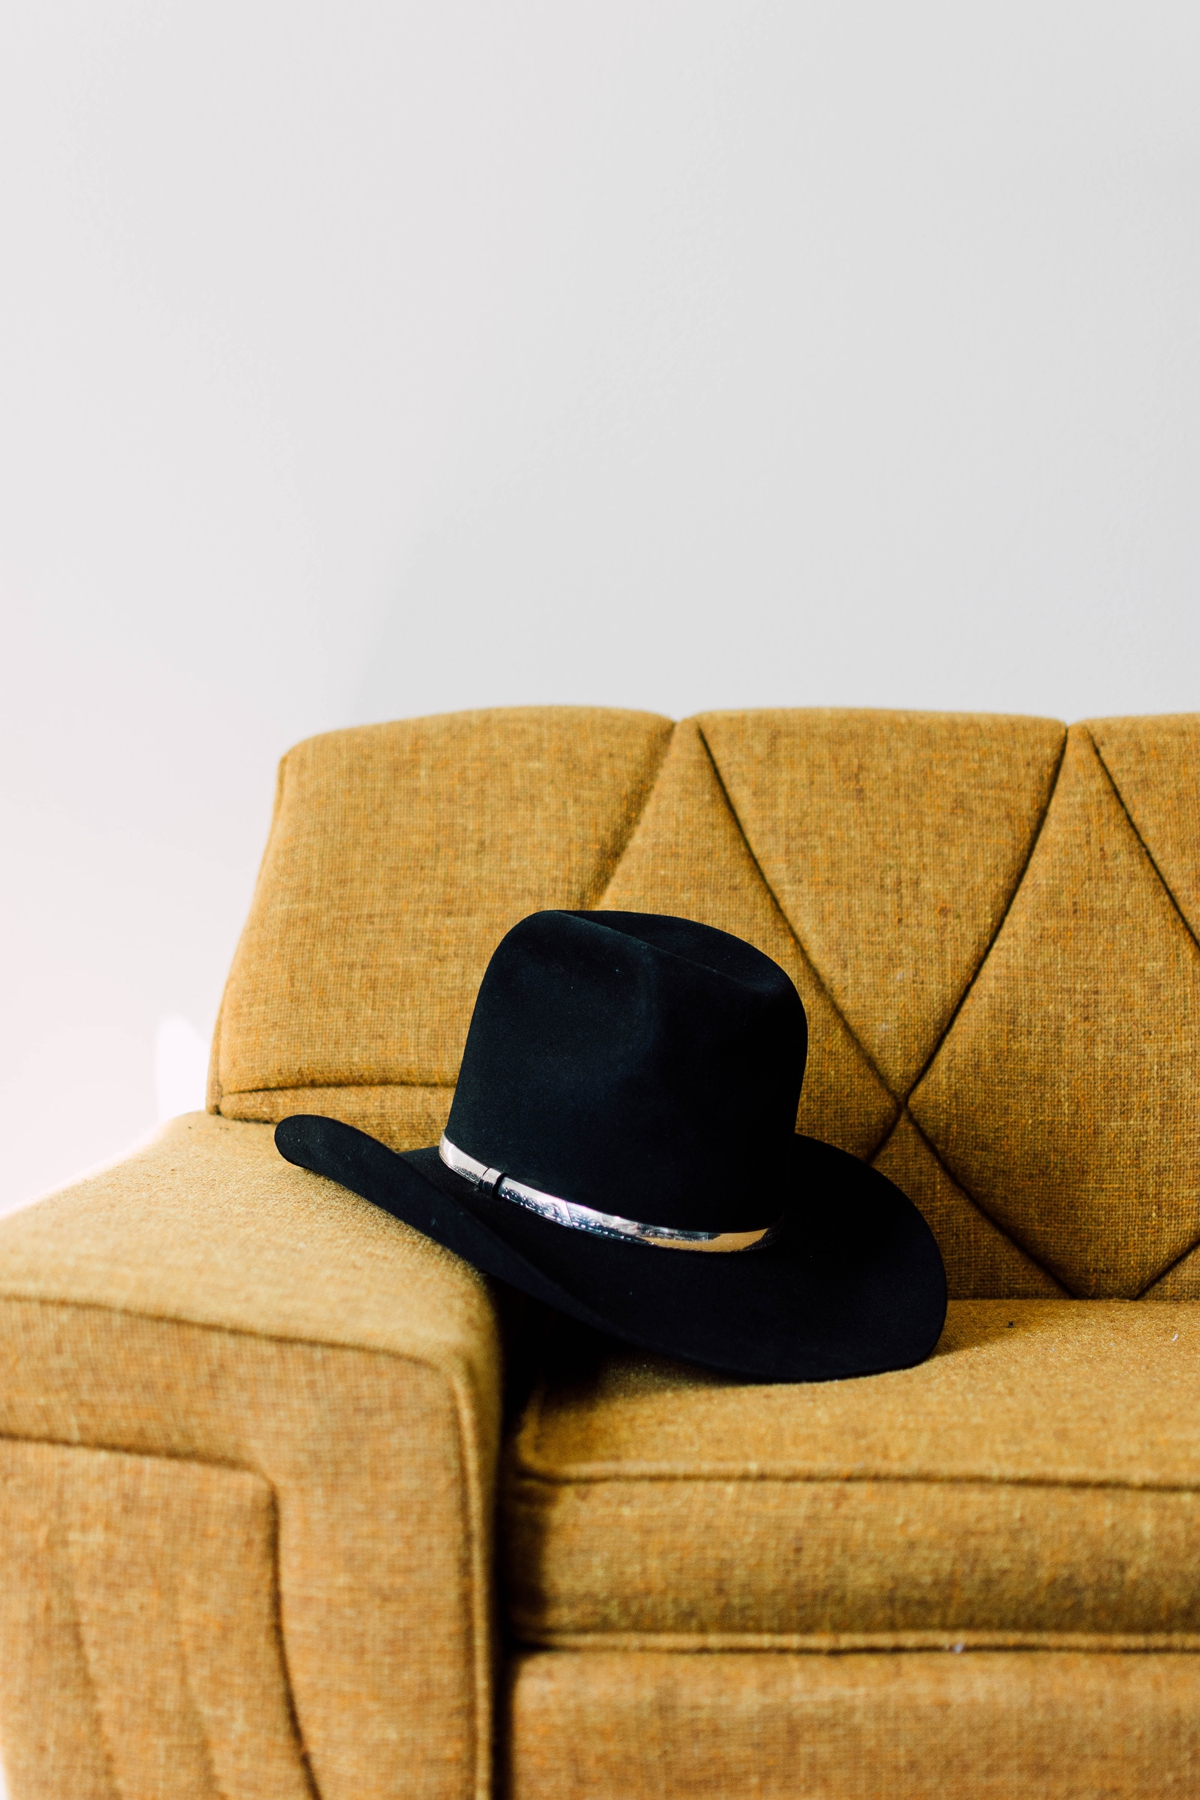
[439,1134,775,1253]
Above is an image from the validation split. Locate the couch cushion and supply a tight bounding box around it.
[504,1300,1200,1650]
[210,705,1200,1301]
[909,721,1200,1299]
[210,706,674,1147]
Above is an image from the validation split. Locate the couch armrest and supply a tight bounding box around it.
[0,1113,502,1800]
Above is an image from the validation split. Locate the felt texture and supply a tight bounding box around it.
[504,1299,1200,1648]
[275,1118,947,1383]
[275,908,946,1380]
[447,911,807,1229]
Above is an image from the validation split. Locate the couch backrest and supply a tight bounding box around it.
[211,706,1200,1303]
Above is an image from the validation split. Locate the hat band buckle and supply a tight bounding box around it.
[439,1134,774,1253]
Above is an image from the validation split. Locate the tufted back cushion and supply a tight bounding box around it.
[211,707,1200,1302]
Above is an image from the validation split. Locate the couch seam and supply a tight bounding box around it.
[879,1109,1072,1295]
[1090,732,1200,961]
[899,727,1200,1303]
[696,718,1072,1236]
[1136,1233,1200,1299]
[260,1482,322,1800]
[2,1424,484,1796]
[691,721,900,1144]
[443,1358,495,1800]
[219,1081,458,1100]
[220,715,678,1104]
[58,1491,124,1800]
[869,1106,1067,1289]
[929,721,1200,1303]
[507,1629,1200,1655]
[0,1288,489,1375]
[900,723,1069,1111]
[1088,732,1200,1296]
[0,1302,493,1800]
[891,726,1070,1279]
[11,1438,309,1799]
[506,1466,1200,1495]
[586,719,678,911]
[0,1427,275,1485]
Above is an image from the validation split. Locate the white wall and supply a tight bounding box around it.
[2,0,1198,1213]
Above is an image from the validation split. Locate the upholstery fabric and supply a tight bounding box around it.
[211,705,1200,1300]
[7,703,1200,1798]
[600,718,897,1159]
[909,726,1200,1297]
[504,1300,1200,1648]
[211,706,673,1128]
[0,1440,308,1799]
[0,1114,503,1800]
[509,1649,1200,1799]
[871,1114,1065,1298]
[1088,712,1200,939]
[695,707,1066,1096]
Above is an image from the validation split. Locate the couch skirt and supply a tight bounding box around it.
[509,1649,1200,1799]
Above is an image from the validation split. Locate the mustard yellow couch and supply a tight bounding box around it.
[3,705,1200,1800]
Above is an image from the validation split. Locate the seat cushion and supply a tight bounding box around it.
[504,1300,1200,1650]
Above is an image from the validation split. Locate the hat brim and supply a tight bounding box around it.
[275,1116,947,1383]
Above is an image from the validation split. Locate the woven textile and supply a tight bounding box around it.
[0,1440,308,1799]
[509,1650,1200,1799]
[504,1300,1200,1648]
[910,725,1200,1296]
[210,706,1200,1299]
[0,1114,502,1800]
[211,706,672,1125]
[7,704,1200,1800]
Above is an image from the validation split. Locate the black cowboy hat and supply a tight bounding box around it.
[275,910,946,1382]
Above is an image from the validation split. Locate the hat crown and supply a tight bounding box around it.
[446,911,807,1233]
